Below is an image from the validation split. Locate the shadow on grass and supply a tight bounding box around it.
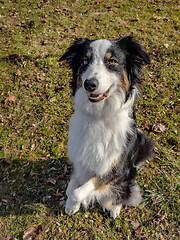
[0,157,70,217]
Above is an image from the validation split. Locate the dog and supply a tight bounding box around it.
[60,36,155,218]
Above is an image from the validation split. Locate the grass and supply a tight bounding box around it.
[0,0,179,239]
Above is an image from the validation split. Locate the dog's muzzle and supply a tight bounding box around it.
[84,78,99,92]
[88,85,113,103]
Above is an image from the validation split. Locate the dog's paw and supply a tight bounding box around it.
[65,192,80,215]
[82,198,91,210]
[110,204,122,219]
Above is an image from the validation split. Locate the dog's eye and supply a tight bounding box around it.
[108,59,117,65]
[82,58,89,65]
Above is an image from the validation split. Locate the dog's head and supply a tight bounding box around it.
[60,37,150,114]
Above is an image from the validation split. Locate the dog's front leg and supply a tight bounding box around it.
[65,178,95,215]
[66,176,78,197]
[65,176,113,215]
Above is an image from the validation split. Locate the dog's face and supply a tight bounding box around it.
[60,37,150,114]
[79,39,128,103]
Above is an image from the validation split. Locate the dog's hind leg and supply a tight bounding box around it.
[102,198,122,219]
[110,204,122,219]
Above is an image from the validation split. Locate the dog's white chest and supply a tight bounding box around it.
[68,109,132,181]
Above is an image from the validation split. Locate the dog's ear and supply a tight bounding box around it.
[117,36,150,86]
[60,38,89,69]
[117,36,150,65]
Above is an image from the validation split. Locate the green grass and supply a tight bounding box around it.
[0,0,179,239]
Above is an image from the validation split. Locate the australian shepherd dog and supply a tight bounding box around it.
[60,36,155,218]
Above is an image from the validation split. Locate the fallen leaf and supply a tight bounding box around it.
[164,43,169,48]
[153,124,166,133]
[47,177,56,185]
[2,199,8,205]
[4,95,16,104]
[23,226,37,240]
[131,219,140,229]
[36,73,45,81]
[20,81,31,88]
[15,69,21,76]
[55,84,65,92]
[49,96,56,102]
[141,122,153,131]
[55,189,62,197]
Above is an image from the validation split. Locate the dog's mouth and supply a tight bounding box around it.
[88,85,113,103]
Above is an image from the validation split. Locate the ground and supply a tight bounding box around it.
[0,0,179,239]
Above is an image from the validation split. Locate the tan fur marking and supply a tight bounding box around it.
[112,157,121,168]
[86,50,92,58]
[106,52,112,60]
[121,71,129,93]
[92,177,101,189]
[92,177,118,192]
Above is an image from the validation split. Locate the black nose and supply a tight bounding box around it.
[84,78,99,92]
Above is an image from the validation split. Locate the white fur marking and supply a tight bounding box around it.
[66,177,78,197]
[110,204,122,219]
[74,179,95,202]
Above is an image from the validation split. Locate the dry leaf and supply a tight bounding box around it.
[141,122,153,131]
[49,96,56,102]
[153,124,166,133]
[36,73,45,81]
[131,219,140,229]
[15,69,21,76]
[47,177,56,185]
[20,81,32,88]
[4,95,16,104]
[23,226,37,240]
[55,84,65,92]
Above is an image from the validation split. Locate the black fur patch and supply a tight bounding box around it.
[91,126,155,206]
[60,38,92,95]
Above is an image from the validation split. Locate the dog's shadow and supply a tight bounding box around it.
[0,157,70,217]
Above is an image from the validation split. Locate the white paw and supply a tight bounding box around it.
[65,192,80,215]
[82,197,91,210]
[110,204,122,219]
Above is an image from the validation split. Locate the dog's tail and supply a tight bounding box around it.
[135,130,155,168]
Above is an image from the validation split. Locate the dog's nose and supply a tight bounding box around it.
[84,78,99,92]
